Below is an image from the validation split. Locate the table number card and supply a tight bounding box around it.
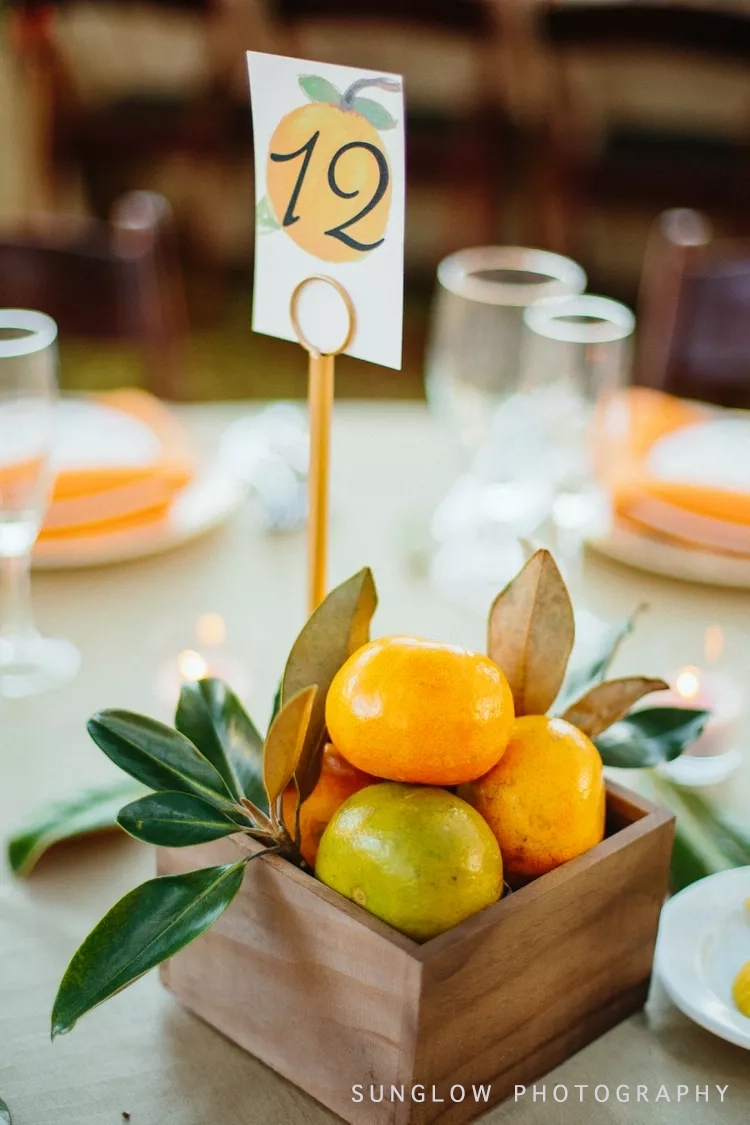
[247,51,405,370]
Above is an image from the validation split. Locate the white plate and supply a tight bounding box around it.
[655,867,750,1049]
[33,463,246,569]
[591,523,750,589]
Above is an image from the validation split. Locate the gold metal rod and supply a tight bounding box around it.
[307,349,335,615]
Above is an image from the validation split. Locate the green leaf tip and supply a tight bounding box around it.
[0,1096,11,1124]
[51,861,246,1039]
[117,791,240,848]
[298,74,341,105]
[350,97,397,130]
[595,706,710,768]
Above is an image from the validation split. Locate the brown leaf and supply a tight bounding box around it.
[282,568,377,801]
[263,686,317,809]
[488,549,575,716]
[562,676,669,738]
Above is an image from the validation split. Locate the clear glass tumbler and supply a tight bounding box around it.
[426,246,587,458]
[0,310,80,697]
[521,295,635,614]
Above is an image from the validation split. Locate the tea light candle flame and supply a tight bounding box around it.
[675,665,701,702]
[178,649,209,682]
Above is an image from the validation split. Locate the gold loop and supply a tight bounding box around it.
[289,275,356,357]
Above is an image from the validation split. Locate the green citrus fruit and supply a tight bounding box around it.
[315,782,503,942]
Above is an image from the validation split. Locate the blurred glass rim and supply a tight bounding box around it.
[524,295,635,344]
[0,310,58,358]
[436,246,587,307]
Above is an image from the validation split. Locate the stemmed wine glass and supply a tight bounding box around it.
[0,310,80,697]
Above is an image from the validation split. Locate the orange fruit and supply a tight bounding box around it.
[325,635,514,786]
[315,783,503,942]
[460,715,606,884]
[282,743,374,867]
[267,102,392,263]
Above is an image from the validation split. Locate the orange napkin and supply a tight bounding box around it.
[605,388,750,555]
[40,390,195,542]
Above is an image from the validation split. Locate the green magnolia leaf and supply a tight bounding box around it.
[488,549,574,716]
[175,678,267,813]
[0,1096,11,1124]
[595,707,710,768]
[282,568,377,801]
[555,606,643,713]
[51,860,247,1038]
[633,773,748,893]
[7,779,147,878]
[256,193,280,232]
[263,686,317,808]
[118,792,240,848]
[562,676,668,738]
[350,97,397,130]
[87,711,235,810]
[299,74,341,105]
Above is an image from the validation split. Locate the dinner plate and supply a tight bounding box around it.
[591,523,750,590]
[655,867,750,1050]
[33,462,246,569]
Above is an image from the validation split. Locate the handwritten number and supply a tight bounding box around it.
[269,134,390,252]
[324,142,389,252]
[269,131,320,227]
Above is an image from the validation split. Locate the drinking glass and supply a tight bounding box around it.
[424,247,586,608]
[426,246,587,458]
[521,295,635,621]
[0,310,80,697]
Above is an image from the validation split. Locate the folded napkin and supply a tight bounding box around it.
[606,388,750,555]
[40,390,195,541]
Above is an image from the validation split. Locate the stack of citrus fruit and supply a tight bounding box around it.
[301,634,605,942]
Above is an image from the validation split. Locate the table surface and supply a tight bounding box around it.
[1,402,749,1125]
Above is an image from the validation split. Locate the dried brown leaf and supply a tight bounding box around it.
[488,549,575,716]
[263,686,317,808]
[282,568,377,800]
[562,676,669,738]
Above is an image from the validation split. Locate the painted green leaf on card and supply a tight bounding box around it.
[595,707,710,768]
[282,568,377,801]
[298,74,341,105]
[118,792,240,848]
[51,861,247,1038]
[87,710,235,809]
[7,779,147,878]
[256,194,280,232]
[350,97,397,129]
[175,678,267,813]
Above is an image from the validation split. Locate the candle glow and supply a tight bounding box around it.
[178,649,209,682]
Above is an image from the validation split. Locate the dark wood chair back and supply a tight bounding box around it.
[0,192,187,399]
[636,208,750,410]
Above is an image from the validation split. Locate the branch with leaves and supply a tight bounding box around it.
[4,552,721,1038]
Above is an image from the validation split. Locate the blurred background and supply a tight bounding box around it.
[2,0,749,402]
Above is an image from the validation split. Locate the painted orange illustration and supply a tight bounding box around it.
[261,74,400,263]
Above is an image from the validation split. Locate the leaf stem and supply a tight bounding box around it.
[341,76,401,109]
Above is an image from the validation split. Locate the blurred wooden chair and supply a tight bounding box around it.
[635,208,750,409]
[0,190,188,399]
[271,0,516,274]
[9,1,276,217]
[532,2,750,287]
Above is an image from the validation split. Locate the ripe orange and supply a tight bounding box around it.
[315,783,503,941]
[267,102,392,263]
[325,635,514,786]
[281,743,374,867]
[460,715,606,884]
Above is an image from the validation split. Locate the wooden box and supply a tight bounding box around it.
[158,782,674,1125]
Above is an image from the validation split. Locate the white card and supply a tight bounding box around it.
[247,51,405,370]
